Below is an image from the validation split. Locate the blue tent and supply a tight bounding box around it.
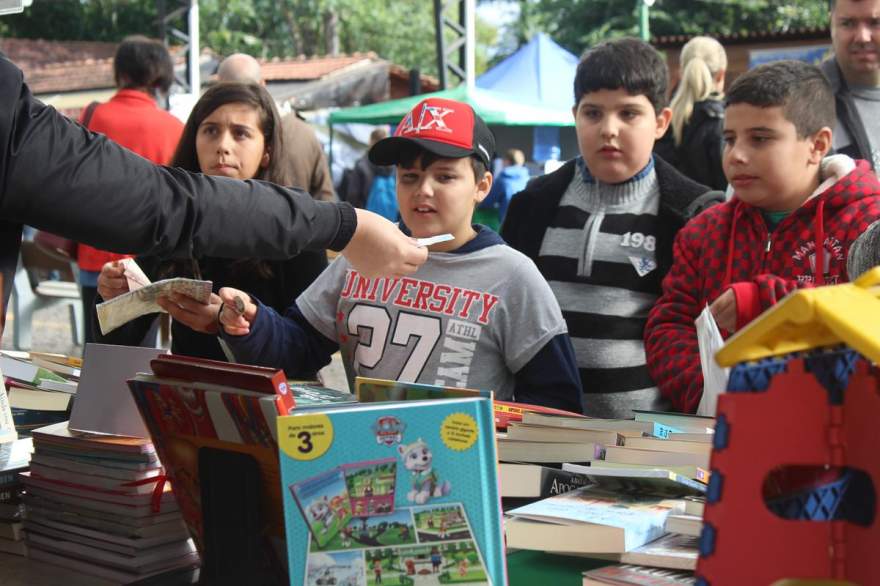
[477,32,579,112]
[477,33,578,161]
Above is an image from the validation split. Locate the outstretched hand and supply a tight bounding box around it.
[217,287,257,336]
[341,209,428,278]
[158,292,223,335]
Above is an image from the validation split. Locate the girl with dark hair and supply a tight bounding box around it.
[92,82,328,366]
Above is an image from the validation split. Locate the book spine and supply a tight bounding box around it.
[0,368,18,443]
[274,374,296,414]
[475,399,507,586]
[539,468,591,498]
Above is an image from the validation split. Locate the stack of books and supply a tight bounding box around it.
[664,496,704,538]
[496,410,713,503]
[0,437,31,555]
[500,411,715,576]
[20,421,198,583]
[1,351,79,436]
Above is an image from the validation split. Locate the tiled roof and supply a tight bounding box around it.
[3,38,397,96]
[252,52,380,81]
[654,27,830,48]
[26,58,116,94]
[0,37,119,69]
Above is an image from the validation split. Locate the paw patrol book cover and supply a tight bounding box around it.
[290,467,354,549]
[342,458,397,518]
[278,397,504,586]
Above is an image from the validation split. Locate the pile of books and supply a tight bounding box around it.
[0,437,31,555]
[20,421,198,583]
[1,351,80,436]
[500,410,715,579]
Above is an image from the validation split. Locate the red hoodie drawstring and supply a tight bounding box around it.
[814,198,826,286]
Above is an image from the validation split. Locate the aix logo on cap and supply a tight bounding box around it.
[399,103,455,136]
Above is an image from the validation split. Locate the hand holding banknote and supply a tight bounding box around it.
[216,287,256,336]
[157,291,224,335]
[97,260,132,301]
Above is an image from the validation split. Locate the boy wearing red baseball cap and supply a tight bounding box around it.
[216,97,584,412]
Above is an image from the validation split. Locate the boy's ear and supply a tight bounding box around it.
[654,107,673,139]
[261,147,271,169]
[808,127,833,164]
[474,171,493,205]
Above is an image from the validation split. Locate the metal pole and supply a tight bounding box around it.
[433,0,448,90]
[188,0,200,95]
[464,0,475,90]
[639,0,650,42]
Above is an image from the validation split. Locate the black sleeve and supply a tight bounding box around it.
[0,56,357,261]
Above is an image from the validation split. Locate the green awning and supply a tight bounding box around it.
[329,84,574,127]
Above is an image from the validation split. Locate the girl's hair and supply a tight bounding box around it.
[168,82,290,279]
[669,36,727,146]
[171,82,291,186]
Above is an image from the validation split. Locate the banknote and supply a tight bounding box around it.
[96,278,213,335]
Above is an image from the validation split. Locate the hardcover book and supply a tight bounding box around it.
[277,397,505,586]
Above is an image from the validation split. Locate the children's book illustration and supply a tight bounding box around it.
[306,550,366,586]
[342,458,397,517]
[291,468,354,549]
[278,398,504,585]
[398,438,451,504]
[364,540,488,585]
[413,504,471,542]
[312,509,417,552]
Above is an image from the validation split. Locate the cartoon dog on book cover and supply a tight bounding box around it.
[278,399,504,586]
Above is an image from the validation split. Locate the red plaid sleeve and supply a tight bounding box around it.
[645,224,705,414]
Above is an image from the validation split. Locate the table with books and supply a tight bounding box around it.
[1,349,712,586]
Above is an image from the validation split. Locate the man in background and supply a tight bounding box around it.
[823,0,880,170]
[217,53,335,201]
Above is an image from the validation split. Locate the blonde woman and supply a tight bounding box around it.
[656,36,728,190]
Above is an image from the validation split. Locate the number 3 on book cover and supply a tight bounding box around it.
[277,398,505,586]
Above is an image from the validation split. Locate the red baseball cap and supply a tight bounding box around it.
[368,97,495,168]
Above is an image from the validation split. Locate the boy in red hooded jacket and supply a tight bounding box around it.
[645,60,880,413]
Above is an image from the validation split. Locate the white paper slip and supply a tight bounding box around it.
[120,258,151,291]
[415,233,454,247]
[695,304,730,417]
[96,278,213,335]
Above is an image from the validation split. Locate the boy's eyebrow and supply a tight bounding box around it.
[579,99,647,109]
[724,125,779,133]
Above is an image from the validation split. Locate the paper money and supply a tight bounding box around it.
[120,258,151,291]
[96,278,213,335]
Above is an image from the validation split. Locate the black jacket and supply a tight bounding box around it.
[821,58,876,171]
[0,53,355,316]
[654,98,726,191]
[93,252,327,363]
[500,156,721,280]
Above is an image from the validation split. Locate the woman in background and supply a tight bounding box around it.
[93,82,327,367]
[655,36,728,190]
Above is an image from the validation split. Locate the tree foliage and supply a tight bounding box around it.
[0,0,498,77]
[510,0,829,57]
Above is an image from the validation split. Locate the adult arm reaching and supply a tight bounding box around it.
[0,54,426,316]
